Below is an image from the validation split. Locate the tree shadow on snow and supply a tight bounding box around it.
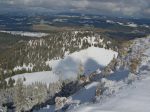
[106,69,130,82]
[54,56,103,79]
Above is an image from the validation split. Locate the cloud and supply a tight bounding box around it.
[0,0,149,18]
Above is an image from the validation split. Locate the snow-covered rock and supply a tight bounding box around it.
[55,97,68,111]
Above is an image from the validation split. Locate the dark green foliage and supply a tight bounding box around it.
[0,32,33,54]
[0,80,7,89]
[8,78,15,88]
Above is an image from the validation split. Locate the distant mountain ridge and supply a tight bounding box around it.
[0,13,149,33]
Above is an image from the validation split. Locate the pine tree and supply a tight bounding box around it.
[14,78,26,112]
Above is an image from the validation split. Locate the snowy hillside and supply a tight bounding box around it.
[7,47,118,85]
[70,36,150,112]
[72,76,150,112]
[72,71,150,112]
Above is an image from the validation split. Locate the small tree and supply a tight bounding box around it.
[130,58,140,74]
[77,61,84,80]
[8,78,15,87]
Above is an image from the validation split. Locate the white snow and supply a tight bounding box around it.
[116,22,124,25]
[126,23,138,28]
[8,47,118,85]
[141,24,149,28]
[13,63,34,71]
[0,30,48,37]
[70,82,99,103]
[106,20,115,24]
[106,20,140,28]
[6,71,59,85]
[53,18,68,22]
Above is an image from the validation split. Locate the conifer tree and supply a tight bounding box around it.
[14,78,26,112]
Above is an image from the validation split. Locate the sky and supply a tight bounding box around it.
[0,0,150,18]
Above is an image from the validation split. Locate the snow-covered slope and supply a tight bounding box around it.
[8,47,118,85]
[72,74,150,112]
[7,71,59,85]
[70,82,99,103]
[70,36,150,112]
